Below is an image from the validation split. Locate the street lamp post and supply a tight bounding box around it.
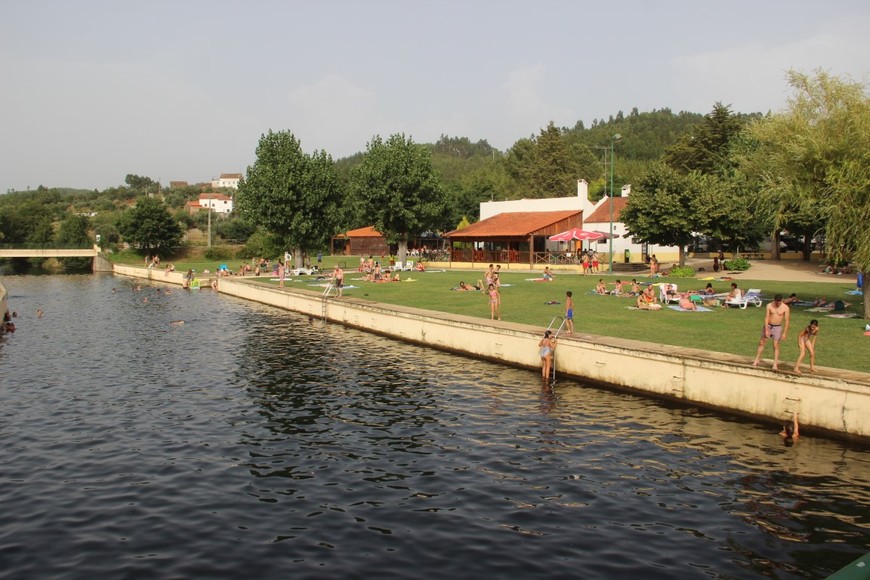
[608,134,621,273]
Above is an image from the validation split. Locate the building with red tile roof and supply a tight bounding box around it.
[444,210,583,266]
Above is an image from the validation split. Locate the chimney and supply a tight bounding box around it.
[621,184,631,197]
[577,179,588,198]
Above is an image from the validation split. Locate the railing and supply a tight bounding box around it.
[0,242,94,249]
[451,249,529,264]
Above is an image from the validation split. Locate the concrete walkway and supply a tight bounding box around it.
[689,257,859,284]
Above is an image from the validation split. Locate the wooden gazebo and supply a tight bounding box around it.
[443,210,583,267]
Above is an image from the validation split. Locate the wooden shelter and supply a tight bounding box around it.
[331,226,389,257]
[443,210,583,266]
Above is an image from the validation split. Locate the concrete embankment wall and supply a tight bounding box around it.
[113,265,870,443]
[0,281,7,320]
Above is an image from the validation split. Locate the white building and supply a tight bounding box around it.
[199,193,234,214]
[211,173,242,190]
[477,180,680,265]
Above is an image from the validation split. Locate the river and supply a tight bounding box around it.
[0,273,868,579]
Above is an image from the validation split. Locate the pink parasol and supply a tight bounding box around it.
[548,228,606,242]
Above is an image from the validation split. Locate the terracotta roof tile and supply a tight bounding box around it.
[445,210,582,238]
[345,226,383,238]
[584,197,629,223]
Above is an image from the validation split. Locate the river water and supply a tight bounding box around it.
[0,273,868,579]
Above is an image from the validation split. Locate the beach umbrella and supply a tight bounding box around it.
[548,228,605,242]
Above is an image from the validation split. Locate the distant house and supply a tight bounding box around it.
[199,193,233,214]
[185,193,233,215]
[183,200,203,216]
[169,180,189,189]
[211,173,242,190]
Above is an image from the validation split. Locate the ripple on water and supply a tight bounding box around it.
[0,274,868,579]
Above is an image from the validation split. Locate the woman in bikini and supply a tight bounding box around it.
[538,330,556,380]
[793,319,819,374]
[488,283,501,320]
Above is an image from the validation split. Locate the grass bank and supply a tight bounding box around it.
[114,254,870,374]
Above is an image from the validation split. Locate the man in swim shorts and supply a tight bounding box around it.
[753,293,790,370]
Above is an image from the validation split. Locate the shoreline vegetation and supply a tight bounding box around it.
[112,255,870,375]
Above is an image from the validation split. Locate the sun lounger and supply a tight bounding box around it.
[724,288,763,309]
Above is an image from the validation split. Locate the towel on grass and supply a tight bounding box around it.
[846,290,863,295]
[668,305,712,312]
[826,312,857,318]
[308,283,359,289]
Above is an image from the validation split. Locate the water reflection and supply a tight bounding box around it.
[0,274,868,579]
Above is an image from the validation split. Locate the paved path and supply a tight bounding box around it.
[689,258,859,284]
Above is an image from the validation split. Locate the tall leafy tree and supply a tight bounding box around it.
[745,70,870,318]
[620,163,715,266]
[350,134,448,264]
[665,102,745,175]
[236,130,341,267]
[117,196,183,257]
[529,122,575,197]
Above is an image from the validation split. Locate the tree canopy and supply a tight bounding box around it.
[744,69,870,317]
[350,134,448,262]
[117,196,183,256]
[235,130,342,266]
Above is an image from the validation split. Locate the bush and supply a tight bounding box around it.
[203,246,234,261]
[723,257,751,271]
[668,266,696,278]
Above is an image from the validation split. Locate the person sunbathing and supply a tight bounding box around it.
[636,286,660,309]
[596,279,607,295]
[453,281,479,291]
[611,279,625,296]
[782,293,799,305]
[679,293,697,310]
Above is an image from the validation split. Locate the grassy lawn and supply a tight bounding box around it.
[114,253,870,374]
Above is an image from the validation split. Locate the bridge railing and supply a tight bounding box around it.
[0,243,94,249]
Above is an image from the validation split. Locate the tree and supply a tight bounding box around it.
[124,174,158,194]
[665,102,744,175]
[744,70,870,318]
[117,196,183,257]
[351,134,448,265]
[620,163,713,266]
[529,122,575,197]
[235,130,342,267]
[55,214,92,270]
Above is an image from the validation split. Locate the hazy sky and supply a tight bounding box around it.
[2,0,869,192]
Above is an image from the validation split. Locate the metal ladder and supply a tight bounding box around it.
[321,282,336,319]
[544,316,569,384]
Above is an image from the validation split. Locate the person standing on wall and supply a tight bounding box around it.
[753,294,791,370]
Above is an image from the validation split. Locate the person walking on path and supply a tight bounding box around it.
[564,291,574,335]
[753,293,791,370]
[487,283,501,320]
[793,319,819,374]
[538,330,556,381]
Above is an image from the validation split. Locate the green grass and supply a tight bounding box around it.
[115,253,870,374]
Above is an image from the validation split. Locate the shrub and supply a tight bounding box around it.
[723,257,751,271]
[668,265,696,278]
[203,246,234,261]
